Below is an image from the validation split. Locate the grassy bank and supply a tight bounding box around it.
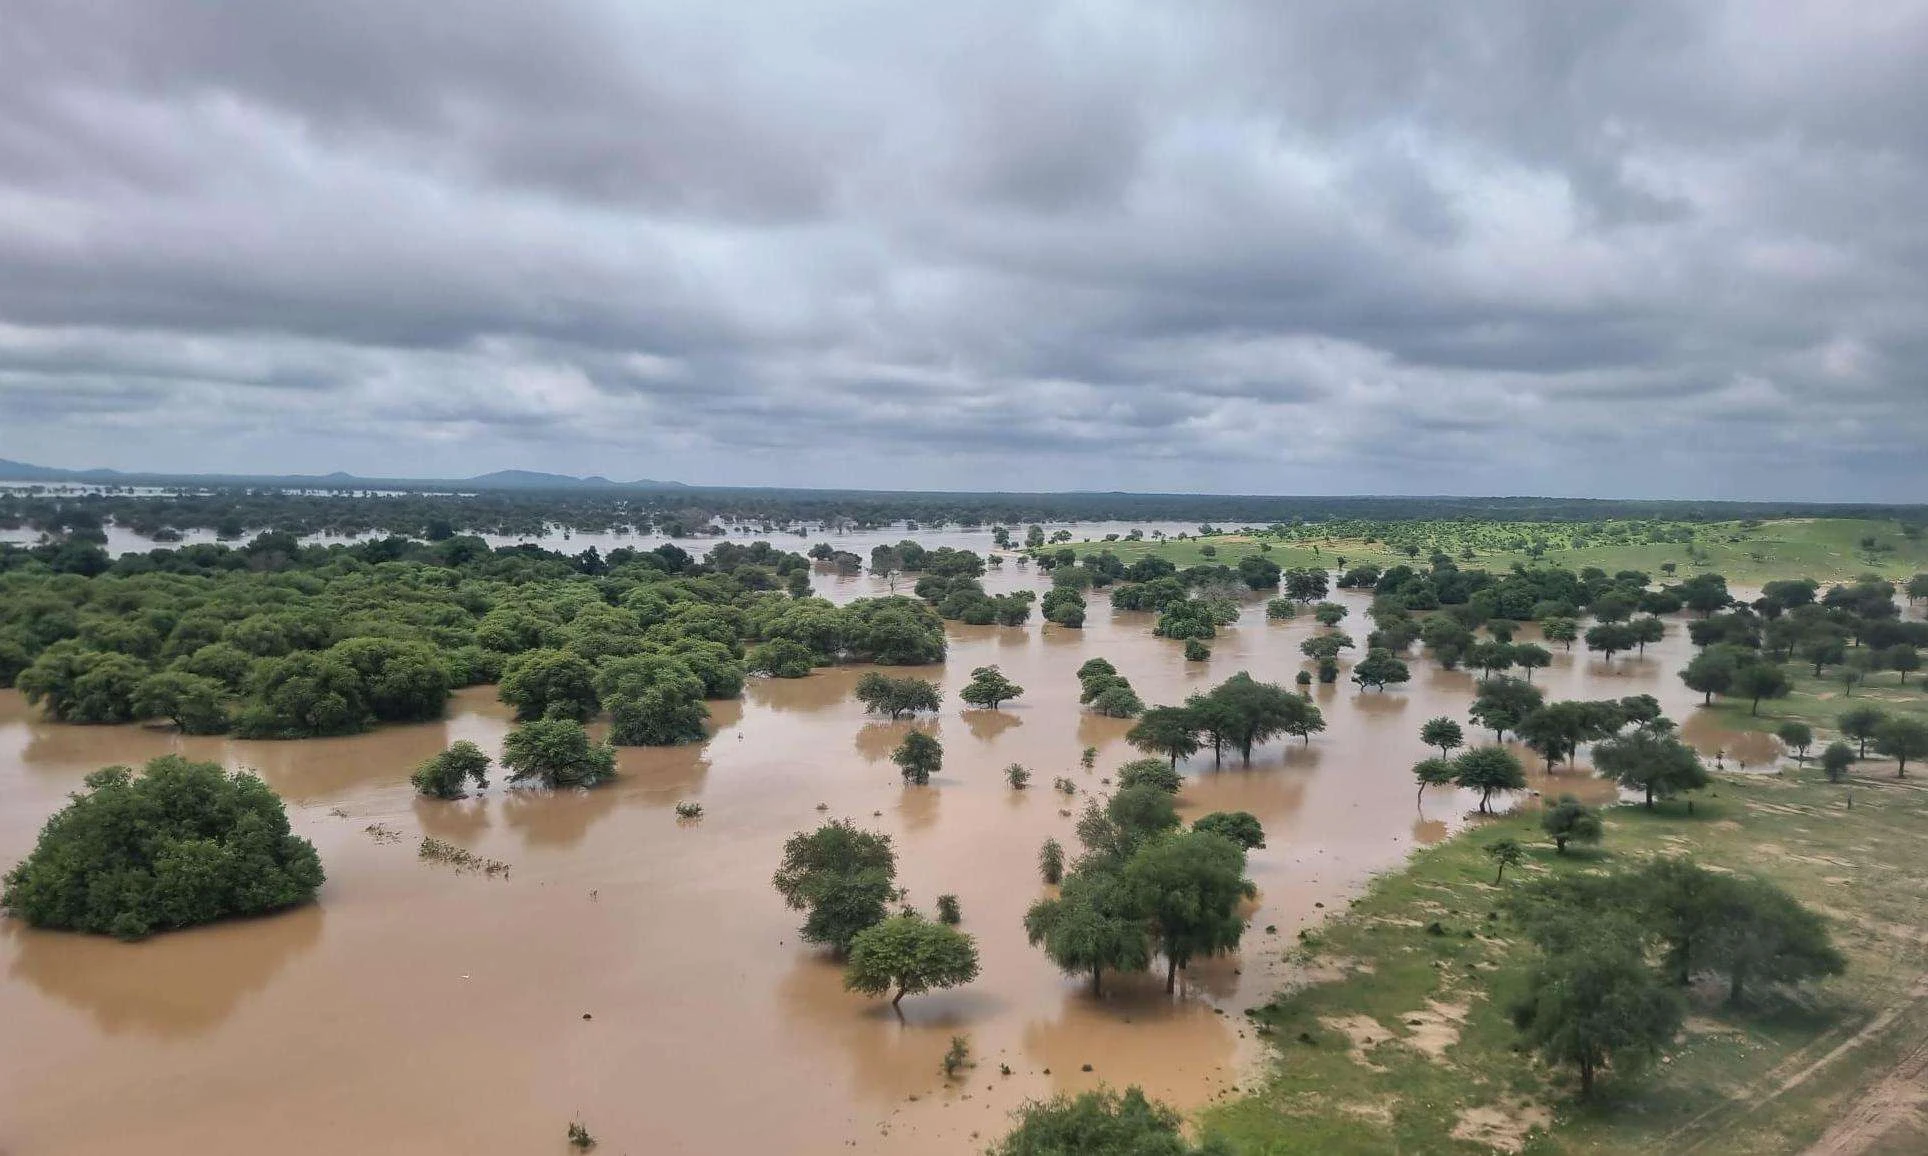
[1705,664,1928,744]
[1046,518,1928,586]
[1204,768,1928,1154]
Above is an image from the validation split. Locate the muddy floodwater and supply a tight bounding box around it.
[0,573,1763,1155]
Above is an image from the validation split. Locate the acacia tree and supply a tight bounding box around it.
[991,1088,1215,1156]
[1420,716,1465,758]
[1731,661,1791,716]
[1512,929,1684,1097]
[1837,706,1888,758]
[1680,647,1738,704]
[411,740,493,799]
[1123,830,1254,992]
[1699,877,1844,1003]
[1351,647,1411,692]
[1541,617,1579,651]
[959,665,1024,710]
[1487,837,1525,883]
[1470,677,1544,742]
[773,820,897,953]
[1591,728,1707,809]
[130,671,230,734]
[1584,622,1637,665]
[1514,643,1553,681]
[1875,717,1928,777]
[893,730,943,785]
[1023,869,1150,996]
[844,914,980,1008]
[856,673,942,719]
[1820,741,1855,782]
[1127,706,1203,768]
[1776,721,1813,764]
[1541,795,1603,854]
[1413,756,1457,806]
[1453,746,1526,813]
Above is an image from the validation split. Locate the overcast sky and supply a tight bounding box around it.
[2,2,1925,500]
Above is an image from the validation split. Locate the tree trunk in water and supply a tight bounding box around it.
[1579,1058,1594,1097]
[1646,785,1655,809]
[1091,966,1102,997]
[1166,955,1178,994]
[893,986,906,1009]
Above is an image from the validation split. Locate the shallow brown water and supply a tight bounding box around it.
[0,580,1759,1155]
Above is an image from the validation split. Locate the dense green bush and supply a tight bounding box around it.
[1,756,324,939]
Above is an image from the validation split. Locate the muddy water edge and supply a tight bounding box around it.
[0,573,1760,1155]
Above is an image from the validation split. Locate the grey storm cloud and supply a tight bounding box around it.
[0,0,1925,499]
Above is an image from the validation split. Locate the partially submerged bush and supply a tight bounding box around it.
[1,755,324,939]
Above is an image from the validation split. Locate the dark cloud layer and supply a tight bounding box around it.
[1,1,1924,499]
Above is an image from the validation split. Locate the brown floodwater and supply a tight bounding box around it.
[0,576,1764,1155]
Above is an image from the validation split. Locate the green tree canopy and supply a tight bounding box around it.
[960,665,1024,710]
[1,756,324,940]
[1591,727,1708,808]
[411,740,493,799]
[773,819,897,953]
[892,729,943,785]
[843,913,980,1008]
[501,718,617,788]
[1511,926,1684,1097]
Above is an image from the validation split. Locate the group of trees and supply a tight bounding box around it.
[1507,860,1843,1095]
[1415,696,1705,812]
[1125,672,1325,768]
[3,532,949,745]
[1076,659,1146,719]
[771,819,979,1008]
[1,756,324,939]
[1025,773,1259,995]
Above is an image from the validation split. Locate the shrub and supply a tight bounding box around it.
[1,756,324,940]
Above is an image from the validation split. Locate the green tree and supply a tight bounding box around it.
[1470,677,1544,742]
[501,718,617,788]
[1038,838,1066,885]
[1679,646,1739,704]
[1731,661,1790,716]
[1124,830,1254,992]
[1023,868,1151,996]
[1629,615,1667,654]
[0,756,323,940]
[1351,647,1411,692]
[1312,601,1348,627]
[1420,716,1464,758]
[1887,644,1920,684]
[411,740,493,799]
[1092,684,1146,719]
[1413,756,1457,806]
[1776,721,1814,764]
[1192,811,1265,849]
[746,638,816,678]
[990,1087,1218,1156]
[1699,876,1845,1003]
[843,914,980,1008]
[855,672,942,719]
[1208,672,1312,762]
[1584,622,1637,665]
[1487,837,1526,882]
[1592,728,1707,809]
[599,654,710,746]
[1127,706,1203,768]
[1117,758,1182,793]
[1541,617,1579,650]
[892,730,943,785]
[498,648,599,722]
[131,671,230,734]
[237,650,369,738]
[1820,741,1855,782]
[1874,717,1928,777]
[1453,746,1527,813]
[960,665,1024,709]
[17,643,148,724]
[1838,705,1888,758]
[1514,642,1553,681]
[1512,928,1684,1097]
[773,820,898,953]
[1541,795,1603,853]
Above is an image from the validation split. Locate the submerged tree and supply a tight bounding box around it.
[1126,830,1254,992]
[892,730,943,785]
[1453,746,1527,814]
[411,740,493,799]
[1024,869,1152,996]
[960,665,1024,710]
[773,819,898,953]
[501,718,617,788]
[855,673,942,719]
[844,914,980,1008]
[1419,716,1465,759]
[990,1087,1217,1156]
[1192,810,1265,850]
[1,756,324,940]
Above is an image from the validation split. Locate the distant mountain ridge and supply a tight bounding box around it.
[0,458,683,492]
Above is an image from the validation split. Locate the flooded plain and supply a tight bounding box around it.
[0,572,1760,1155]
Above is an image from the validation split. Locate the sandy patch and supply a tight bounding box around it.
[1400,999,1470,1059]
[1320,1014,1391,1071]
[1451,1097,1554,1153]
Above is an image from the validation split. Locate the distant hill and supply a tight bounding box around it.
[0,458,684,492]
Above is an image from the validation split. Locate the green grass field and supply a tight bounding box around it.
[1049,518,1928,586]
[1202,763,1928,1155]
